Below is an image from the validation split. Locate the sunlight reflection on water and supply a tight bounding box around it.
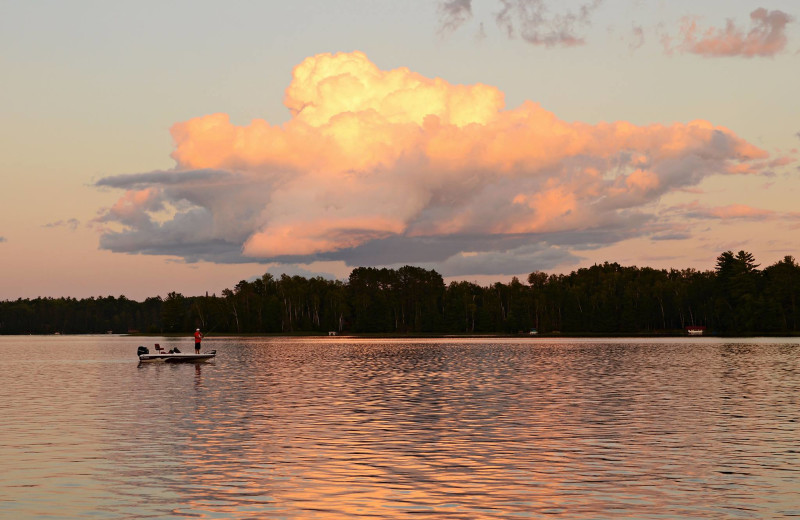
[1,336,798,519]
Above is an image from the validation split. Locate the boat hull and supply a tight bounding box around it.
[138,352,216,363]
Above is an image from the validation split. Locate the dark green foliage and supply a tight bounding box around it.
[161,292,187,332]
[714,250,763,333]
[1,252,798,335]
[762,256,800,332]
[348,266,444,333]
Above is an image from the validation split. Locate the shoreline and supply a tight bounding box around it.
[126,331,800,339]
[5,332,799,338]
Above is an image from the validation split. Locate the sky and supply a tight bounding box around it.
[1,0,799,300]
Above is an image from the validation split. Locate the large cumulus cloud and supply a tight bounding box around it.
[95,51,774,276]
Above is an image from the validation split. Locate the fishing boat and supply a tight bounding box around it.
[137,344,216,363]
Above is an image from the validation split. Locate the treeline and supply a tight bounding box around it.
[1,251,798,335]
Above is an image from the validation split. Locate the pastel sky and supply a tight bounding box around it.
[1,0,798,300]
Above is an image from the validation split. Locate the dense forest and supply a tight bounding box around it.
[1,251,798,336]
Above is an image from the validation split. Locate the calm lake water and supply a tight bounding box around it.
[0,335,798,519]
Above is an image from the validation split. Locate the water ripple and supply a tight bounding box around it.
[0,336,798,519]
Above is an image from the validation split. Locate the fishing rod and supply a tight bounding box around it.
[200,320,222,336]
[207,324,222,336]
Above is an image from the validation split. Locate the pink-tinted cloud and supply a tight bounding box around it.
[677,8,793,58]
[439,0,603,47]
[670,201,800,223]
[96,187,164,229]
[496,0,603,46]
[438,0,473,34]
[95,51,778,275]
[702,204,776,220]
[43,219,80,231]
[630,24,645,51]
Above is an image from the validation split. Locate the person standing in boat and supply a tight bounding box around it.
[194,328,203,354]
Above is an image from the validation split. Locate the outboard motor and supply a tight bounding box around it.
[137,346,149,356]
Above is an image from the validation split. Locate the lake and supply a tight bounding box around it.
[1,335,798,519]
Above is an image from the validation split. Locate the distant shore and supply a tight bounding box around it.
[123,331,800,339]
[5,331,798,338]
